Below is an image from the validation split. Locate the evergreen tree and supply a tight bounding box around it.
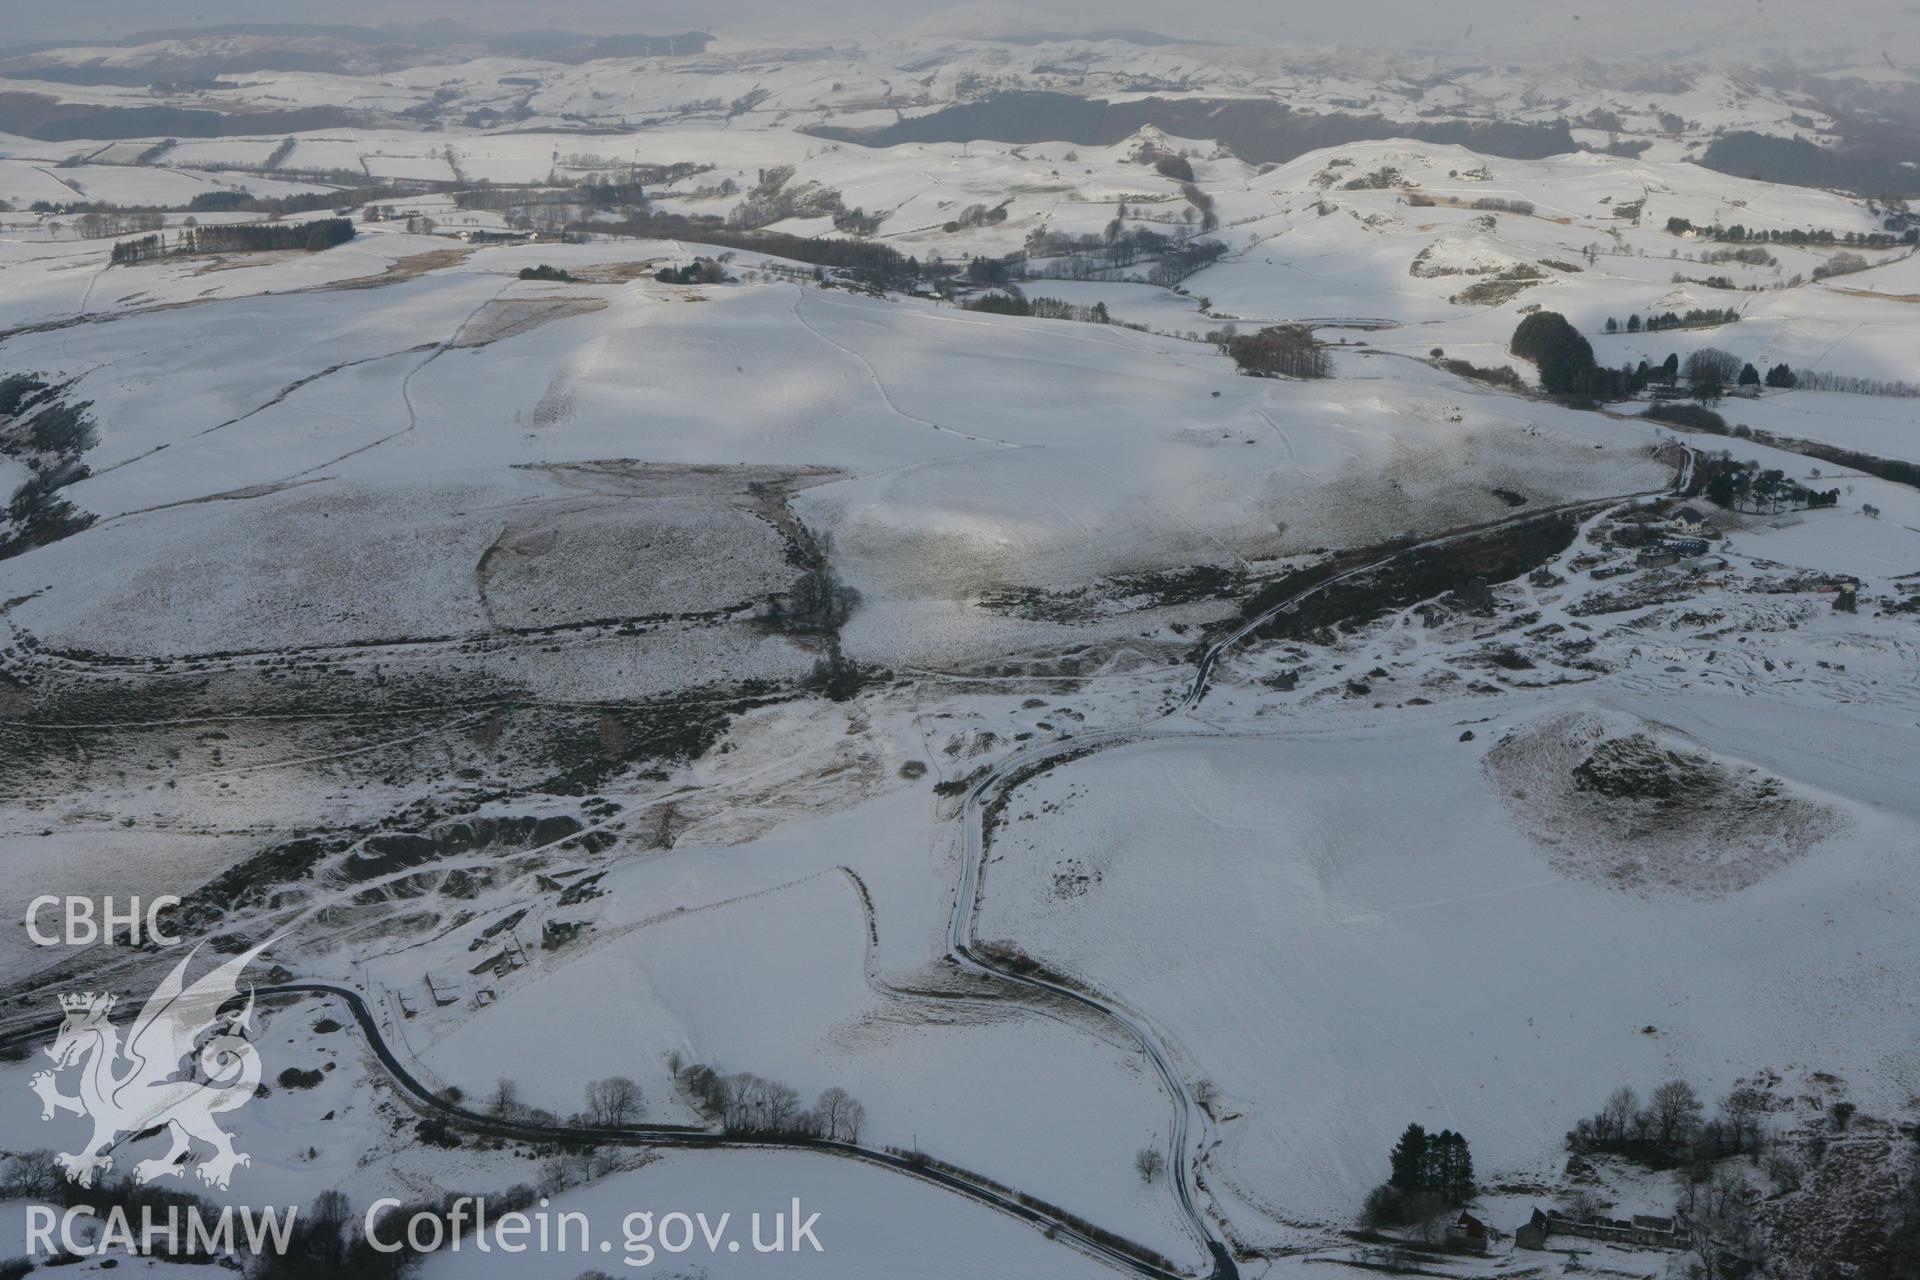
[1429,1129,1457,1192]
[1228,325,1332,379]
[1510,311,1598,395]
[1445,1131,1475,1198]
[1381,1124,1478,1204]
[1388,1123,1429,1193]
[1738,363,1761,386]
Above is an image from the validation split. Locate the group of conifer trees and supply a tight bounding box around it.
[1362,1122,1476,1227]
[110,218,355,265]
[1389,1123,1476,1201]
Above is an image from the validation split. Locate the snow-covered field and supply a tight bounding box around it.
[0,236,1677,670]
[393,785,1197,1262]
[0,157,328,211]
[976,696,1920,1236]
[414,1149,1128,1280]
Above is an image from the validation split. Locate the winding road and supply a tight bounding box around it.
[1,461,1689,1280]
[275,982,1204,1280]
[942,486,1684,1276]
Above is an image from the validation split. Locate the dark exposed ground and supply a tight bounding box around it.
[1221,509,1587,648]
[978,565,1246,625]
[0,90,371,141]
[0,465,869,991]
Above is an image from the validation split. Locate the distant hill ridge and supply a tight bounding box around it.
[809,91,1577,165]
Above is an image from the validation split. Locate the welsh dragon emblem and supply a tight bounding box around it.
[30,940,274,1190]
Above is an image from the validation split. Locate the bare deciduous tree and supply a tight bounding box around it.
[539,1151,594,1196]
[1679,1168,1758,1280]
[1601,1086,1639,1143]
[300,1188,353,1268]
[1720,1087,1768,1159]
[1135,1147,1166,1184]
[816,1087,856,1141]
[585,1077,643,1128]
[720,1073,765,1131]
[1650,1079,1705,1146]
[765,1083,802,1132]
[0,1150,61,1200]
[717,1072,808,1135]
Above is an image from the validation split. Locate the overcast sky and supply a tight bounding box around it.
[10,0,1918,60]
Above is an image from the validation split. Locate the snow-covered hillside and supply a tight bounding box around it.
[0,25,1917,1280]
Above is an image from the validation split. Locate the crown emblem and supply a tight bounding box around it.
[59,992,114,1015]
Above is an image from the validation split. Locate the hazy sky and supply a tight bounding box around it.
[8,0,1918,59]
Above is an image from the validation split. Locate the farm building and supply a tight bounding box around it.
[1516,1206,1688,1251]
[1445,1211,1491,1254]
[1669,506,1710,533]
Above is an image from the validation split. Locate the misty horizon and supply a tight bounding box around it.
[8,0,1919,64]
